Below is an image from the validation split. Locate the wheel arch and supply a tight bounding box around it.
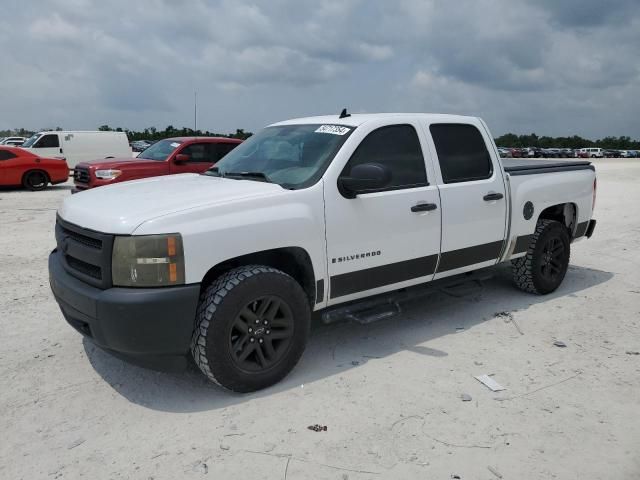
[200,247,317,306]
[537,202,578,237]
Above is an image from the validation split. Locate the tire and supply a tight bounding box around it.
[23,170,50,191]
[511,219,570,294]
[191,265,310,392]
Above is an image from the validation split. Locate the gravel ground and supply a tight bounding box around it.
[1,159,639,480]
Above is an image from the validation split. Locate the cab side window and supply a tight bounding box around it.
[35,134,60,148]
[342,124,427,191]
[216,142,240,160]
[180,143,215,162]
[429,123,492,184]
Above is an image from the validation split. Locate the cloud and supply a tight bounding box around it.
[0,0,638,138]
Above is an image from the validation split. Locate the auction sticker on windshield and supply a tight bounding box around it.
[315,125,351,135]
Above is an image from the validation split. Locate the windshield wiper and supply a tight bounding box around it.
[222,171,273,183]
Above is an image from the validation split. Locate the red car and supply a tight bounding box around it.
[0,146,69,191]
[73,137,242,191]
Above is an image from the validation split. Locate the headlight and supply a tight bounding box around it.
[112,234,185,287]
[95,169,122,180]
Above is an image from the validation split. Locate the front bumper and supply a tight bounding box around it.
[49,249,201,371]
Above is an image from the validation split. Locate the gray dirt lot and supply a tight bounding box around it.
[1,159,639,479]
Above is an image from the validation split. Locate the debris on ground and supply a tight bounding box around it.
[460,393,472,402]
[495,311,523,335]
[487,465,503,478]
[220,443,230,451]
[67,438,85,450]
[308,424,328,432]
[625,350,639,355]
[474,374,506,392]
[553,340,567,348]
[451,475,461,479]
[474,361,483,366]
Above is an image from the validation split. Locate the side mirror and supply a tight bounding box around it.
[338,163,392,198]
[174,153,190,164]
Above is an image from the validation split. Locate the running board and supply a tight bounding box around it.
[321,270,494,325]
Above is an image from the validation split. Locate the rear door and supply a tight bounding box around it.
[426,122,508,279]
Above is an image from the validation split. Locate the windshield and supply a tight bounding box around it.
[21,134,42,148]
[137,139,182,161]
[205,124,354,188]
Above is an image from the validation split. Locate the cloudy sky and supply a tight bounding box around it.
[1,0,639,138]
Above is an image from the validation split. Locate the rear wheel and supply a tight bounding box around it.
[191,265,310,392]
[512,219,570,294]
[23,170,49,191]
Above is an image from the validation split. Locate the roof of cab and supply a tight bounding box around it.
[270,113,480,128]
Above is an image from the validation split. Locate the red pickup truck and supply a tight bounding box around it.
[73,136,242,191]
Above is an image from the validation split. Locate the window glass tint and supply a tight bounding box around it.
[216,142,239,160]
[0,150,17,160]
[429,124,492,183]
[180,143,214,163]
[343,125,427,190]
[35,134,60,148]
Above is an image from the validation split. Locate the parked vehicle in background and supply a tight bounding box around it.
[523,147,543,158]
[576,148,589,158]
[580,147,604,158]
[130,140,153,152]
[50,112,597,392]
[562,148,574,158]
[509,147,525,158]
[602,149,618,158]
[1,136,26,146]
[542,148,559,158]
[73,136,242,191]
[0,146,69,190]
[497,147,511,158]
[20,131,132,169]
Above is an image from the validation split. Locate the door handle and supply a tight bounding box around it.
[483,192,504,201]
[59,148,63,154]
[411,203,438,212]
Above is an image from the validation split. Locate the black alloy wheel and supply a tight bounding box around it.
[24,171,49,191]
[230,295,294,372]
[539,236,565,283]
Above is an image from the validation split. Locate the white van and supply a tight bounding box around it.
[20,131,132,169]
[579,147,603,158]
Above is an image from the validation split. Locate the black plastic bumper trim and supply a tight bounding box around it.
[49,250,200,370]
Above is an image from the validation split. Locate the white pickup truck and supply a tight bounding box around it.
[49,112,597,392]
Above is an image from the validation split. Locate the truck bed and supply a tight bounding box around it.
[501,158,594,176]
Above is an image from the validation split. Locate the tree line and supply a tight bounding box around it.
[494,133,640,149]
[2,126,639,149]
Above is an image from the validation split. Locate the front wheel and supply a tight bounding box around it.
[191,265,310,392]
[512,219,570,294]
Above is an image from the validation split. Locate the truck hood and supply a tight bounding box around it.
[59,173,284,234]
[77,157,158,169]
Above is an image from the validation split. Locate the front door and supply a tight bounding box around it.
[426,122,507,279]
[324,122,442,305]
[32,133,62,159]
[170,143,217,175]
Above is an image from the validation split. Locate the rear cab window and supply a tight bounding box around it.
[429,123,493,183]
